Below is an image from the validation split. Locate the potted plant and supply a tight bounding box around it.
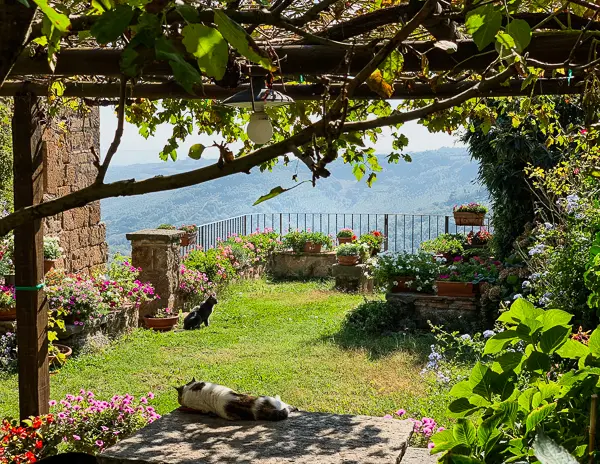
[453,203,488,226]
[304,231,333,253]
[358,230,385,256]
[43,236,62,274]
[436,258,499,297]
[336,243,364,266]
[48,343,72,366]
[374,251,441,293]
[0,285,15,321]
[465,229,492,249]
[157,223,176,230]
[420,233,465,262]
[178,224,198,247]
[144,307,179,331]
[336,228,355,245]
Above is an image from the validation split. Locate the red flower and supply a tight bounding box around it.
[372,231,381,237]
[35,440,43,450]
[351,235,357,240]
[25,451,37,463]
[32,418,42,429]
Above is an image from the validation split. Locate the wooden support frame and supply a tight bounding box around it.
[12,93,49,420]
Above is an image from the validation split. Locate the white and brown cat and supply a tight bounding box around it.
[176,379,298,421]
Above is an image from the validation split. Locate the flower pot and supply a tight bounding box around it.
[303,242,322,253]
[49,343,72,365]
[144,315,179,331]
[180,233,196,247]
[390,276,415,293]
[453,212,485,226]
[337,255,359,266]
[0,307,16,321]
[337,237,353,245]
[463,243,487,250]
[436,281,479,297]
[44,259,56,274]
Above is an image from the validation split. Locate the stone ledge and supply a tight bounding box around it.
[99,410,413,464]
[400,447,437,463]
[126,229,185,243]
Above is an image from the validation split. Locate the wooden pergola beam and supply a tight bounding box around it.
[0,78,583,101]
[8,34,595,79]
[0,0,37,87]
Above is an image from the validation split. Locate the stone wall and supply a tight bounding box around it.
[42,107,108,275]
[268,252,337,278]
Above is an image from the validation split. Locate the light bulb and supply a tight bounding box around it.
[246,111,273,145]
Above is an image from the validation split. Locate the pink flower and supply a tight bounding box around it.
[73,434,81,441]
[147,392,155,399]
[96,440,104,447]
[140,397,148,404]
[428,442,435,450]
[395,409,406,417]
[101,426,109,432]
[383,414,393,419]
[437,427,445,432]
[48,400,57,406]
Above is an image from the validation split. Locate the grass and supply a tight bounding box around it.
[0,279,453,424]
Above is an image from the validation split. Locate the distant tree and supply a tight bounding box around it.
[462,97,584,258]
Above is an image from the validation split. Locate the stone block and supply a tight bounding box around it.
[332,264,373,293]
[99,410,414,464]
[88,202,101,225]
[57,186,72,197]
[268,252,336,279]
[62,210,75,231]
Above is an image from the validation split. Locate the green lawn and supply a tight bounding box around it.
[0,279,451,422]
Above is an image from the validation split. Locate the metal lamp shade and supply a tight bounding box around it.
[221,77,294,110]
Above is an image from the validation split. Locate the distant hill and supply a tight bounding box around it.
[101,147,488,255]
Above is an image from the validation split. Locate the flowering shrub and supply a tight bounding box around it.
[466,229,492,246]
[383,410,444,449]
[438,258,500,284]
[0,234,13,276]
[420,233,465,255]
[0,414,54,463]
[0,286,14,309]
[178,264,215,306]
[43,237,62,260]
[148,307,177,319]
[336,228,354,239]
[282,230,333,253]
[184,247,237,283]
[46,277,109,324]
[374,251,441,293]
[453,203,488,213]
[357,230,384,253]
[0,331,17,371]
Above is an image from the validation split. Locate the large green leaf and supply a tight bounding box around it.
[453,418,476,447]
[540,325,571,354]
[450,380,473,398]
[213,10,275,71]
[465,4,502,51]
[588,327,600,357]
[155,37,203,94]
[378,50,404,83]
[498,298,543,324]
[32,0,71,33]
[556,338,590,359]
[533,431,578,464]
[539,309,573,330]
[526,351,551,374]
[253,182,308,206]
[525,403,556,434]
[507,19,532,53]
[448,397,479,416]
[477,413,503,446]
[431,429,459,454]
[90,4,134,44]
[484,330,519,354]
[188,144,205,160]
[182,24,228,80]
[492,352,524,374]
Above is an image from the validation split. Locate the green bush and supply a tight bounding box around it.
[342,300,404,334]
[420,234,465,255]
[157,224,175,230]
[184,248,237,283]
[282,230,333,253]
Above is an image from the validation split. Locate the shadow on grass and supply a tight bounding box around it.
[319,326,433,362]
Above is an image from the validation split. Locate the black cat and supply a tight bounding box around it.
[183,295,218,330]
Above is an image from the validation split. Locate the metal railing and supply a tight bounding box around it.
[181,213,492,256]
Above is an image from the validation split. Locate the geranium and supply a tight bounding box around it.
[453,203,488,213]
[178,264,215,306]
[336,228,354,239]
[148,307,177,319]
[357,231,384,253]
[178,224,198,234]
[466,229,492,245]
[0,285,15,309]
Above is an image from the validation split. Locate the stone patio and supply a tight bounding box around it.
[98,410,414,464]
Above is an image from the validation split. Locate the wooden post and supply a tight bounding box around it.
[12,93,49,420]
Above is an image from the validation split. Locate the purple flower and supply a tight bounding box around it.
[96,440,104,447]
[49,400,57,406]
[395,409,406,417]
[73,434,81,441]
[383,414,393,419]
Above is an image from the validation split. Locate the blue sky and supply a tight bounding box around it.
[100,105,465,166]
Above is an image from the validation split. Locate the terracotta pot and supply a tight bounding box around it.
[144,315,179,331]
[49,343,73,365]
[453,212,485,226]
[0,307,16,321]
[337,255,359,266]
[180,233,196,247]
[303,242,322,253]
[436,281,479,297]
[44,259,56,274]
[390,276,417,293]
[337,237,353,245]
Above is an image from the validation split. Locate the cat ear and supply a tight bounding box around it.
[175,386,184,395]
[192,377,196,382]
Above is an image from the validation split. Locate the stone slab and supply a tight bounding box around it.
[99,410,413,464]
[400,447,437,463]
[126,229,185,243]
[268,252,336,279]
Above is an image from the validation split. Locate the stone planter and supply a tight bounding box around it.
[49,343,73,365]
[337,237,353,245]
[180,233,196,247]
[337,255,359,266]
[44,259,56,274]
[436,281,479,297]
[144,315,179,331]
[463,243,487,251]
[303,242,322,253]
[453,212,485,226]
[390,276,415,293]
[0,307,16,321]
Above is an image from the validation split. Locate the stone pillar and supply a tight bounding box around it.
[126,229,184,319]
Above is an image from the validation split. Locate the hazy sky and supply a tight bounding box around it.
[100,105,465,166]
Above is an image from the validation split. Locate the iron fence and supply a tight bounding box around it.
[180,213,492,256]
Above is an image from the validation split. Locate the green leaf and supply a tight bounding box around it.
[453,418,476,446]
[492,352,524,374]
[182,24,228,80]
[177,3,200,23]
[556,338,590,359]
[518,388,536,411]
[448,397,479,416]
[540,325,571,354]
[32,0,71,33]
[450,380,473,398]
[525,403,556,434]
[447,456,484,464]
[188,144,205,160]
[477,413,503,447]
[507,19,532,53]
[539,309,573,330]
[155,37,203,94]
[378,50,404,82]
[431,429,459,454]
[90,4,134,44]
[16,0,30,6]
[589,328,600,357]
[496,32,516,51]
[498,299,542,324]
[533,431,578,463]
[526,351,551,374]
[465,4,502,51]
[352,163,366,182]
[213,10,275,71]
[253,182,308,206]
[484,330,518,354]
[339,132,365,147]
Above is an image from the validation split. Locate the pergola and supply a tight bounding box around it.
[0,0,596,420]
